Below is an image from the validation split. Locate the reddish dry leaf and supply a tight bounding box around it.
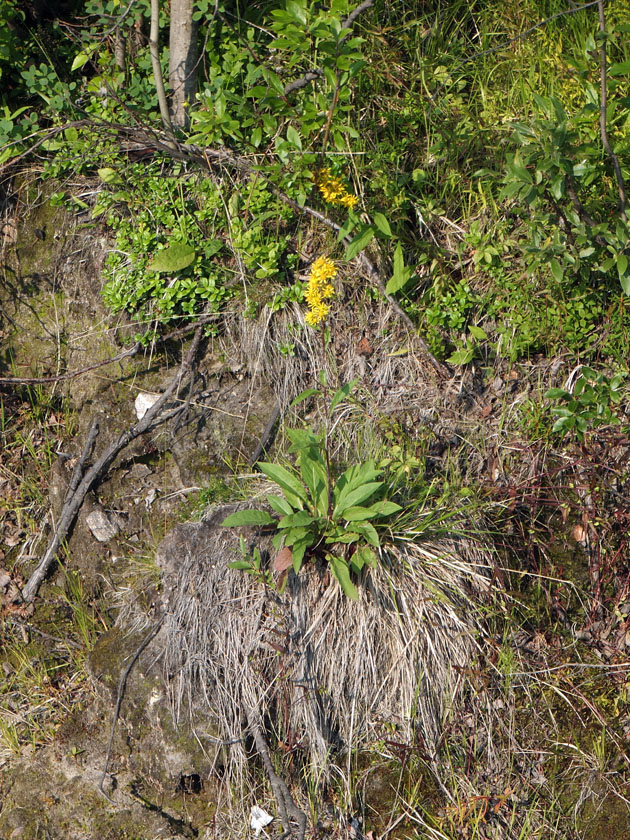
[274,547,293,572]
[356,336,373,356]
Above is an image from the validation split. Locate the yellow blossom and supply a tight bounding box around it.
[315,168,358,210]
[304,256,337,327]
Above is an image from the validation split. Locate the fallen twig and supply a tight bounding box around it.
[20,322,206,603]
[98,616,166,803]
[248,711,307,840]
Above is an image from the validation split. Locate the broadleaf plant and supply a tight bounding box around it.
[222,381,402,599]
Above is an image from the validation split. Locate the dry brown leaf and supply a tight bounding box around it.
[274,547,293,572]
[357,335,373,356]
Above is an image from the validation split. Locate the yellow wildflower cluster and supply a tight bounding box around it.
[315,168,358,209]
[304,256,337,327]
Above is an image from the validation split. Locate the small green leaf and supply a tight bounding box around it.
[446,346,475,365]
[330,378,358,413]
[352,521,380,547]
[148,242,196,273]
[267,495,295,516]
[222,509,276,527]
[286,125,302,150]
[97,167,121,184]
[372,212,391,236]
[71,50,92,72]
[328,554,358,600]
[291,388,320,406]
[550,259,563,283]
[251,127,262,147]
[609,60,630,76]
[229,560,254,570]
[545,388,571,400]
[385,243,409,295]
[468,325,487,341]
[345,225,374,260]
[617,254,628,279]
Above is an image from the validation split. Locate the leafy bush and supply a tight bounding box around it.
[546,367,626,439]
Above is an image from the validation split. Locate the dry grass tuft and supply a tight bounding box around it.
[154,503,492,783]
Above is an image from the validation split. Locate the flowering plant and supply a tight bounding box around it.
[304,256,337,326]
[222,380,402,599]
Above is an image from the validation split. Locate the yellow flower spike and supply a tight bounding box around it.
[315,168,358,210]
[304,257,337,328]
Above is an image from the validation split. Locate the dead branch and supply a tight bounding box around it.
[98,615,166,802]
[20,322,206,603]
[247,711,307,840]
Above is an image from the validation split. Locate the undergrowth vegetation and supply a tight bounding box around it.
[2,0,630,837]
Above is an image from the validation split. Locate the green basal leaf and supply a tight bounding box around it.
[545,388,571,400]
[468,325,487,341]
[372,212,391,236]
[328,553,358,600]
[334,481,383,517]
[292,538,310,573]
[326,531,360,544]
[365,500,403,517]
[341,506,375,522]
[345,225,374,260]
[385,242,411,295]
[352,521,380,547]
[267,495,295,516]
[277,511,317,529]
[222,509,276,527]
[299,453,328,516]
[283,527,312,546]
[343,500,402,521]
[351,544,378,573]
[258,462,309,509]
[333,462,381,504]
[290,388,320,406]
[286,125,302,150]
[228,560,254,570]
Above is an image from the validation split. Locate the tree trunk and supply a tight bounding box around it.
[149,0,175,139]
[169,0,198,129]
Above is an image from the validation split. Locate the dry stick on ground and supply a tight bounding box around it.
[98,615,166,803]
[20,322,206,603]
[248,711,307,840]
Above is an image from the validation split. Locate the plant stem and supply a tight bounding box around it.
[321,325,333,518]
[149,0,176,144]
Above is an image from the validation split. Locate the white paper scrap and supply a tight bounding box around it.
[250,805,273,836]
[134,392,160,420]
